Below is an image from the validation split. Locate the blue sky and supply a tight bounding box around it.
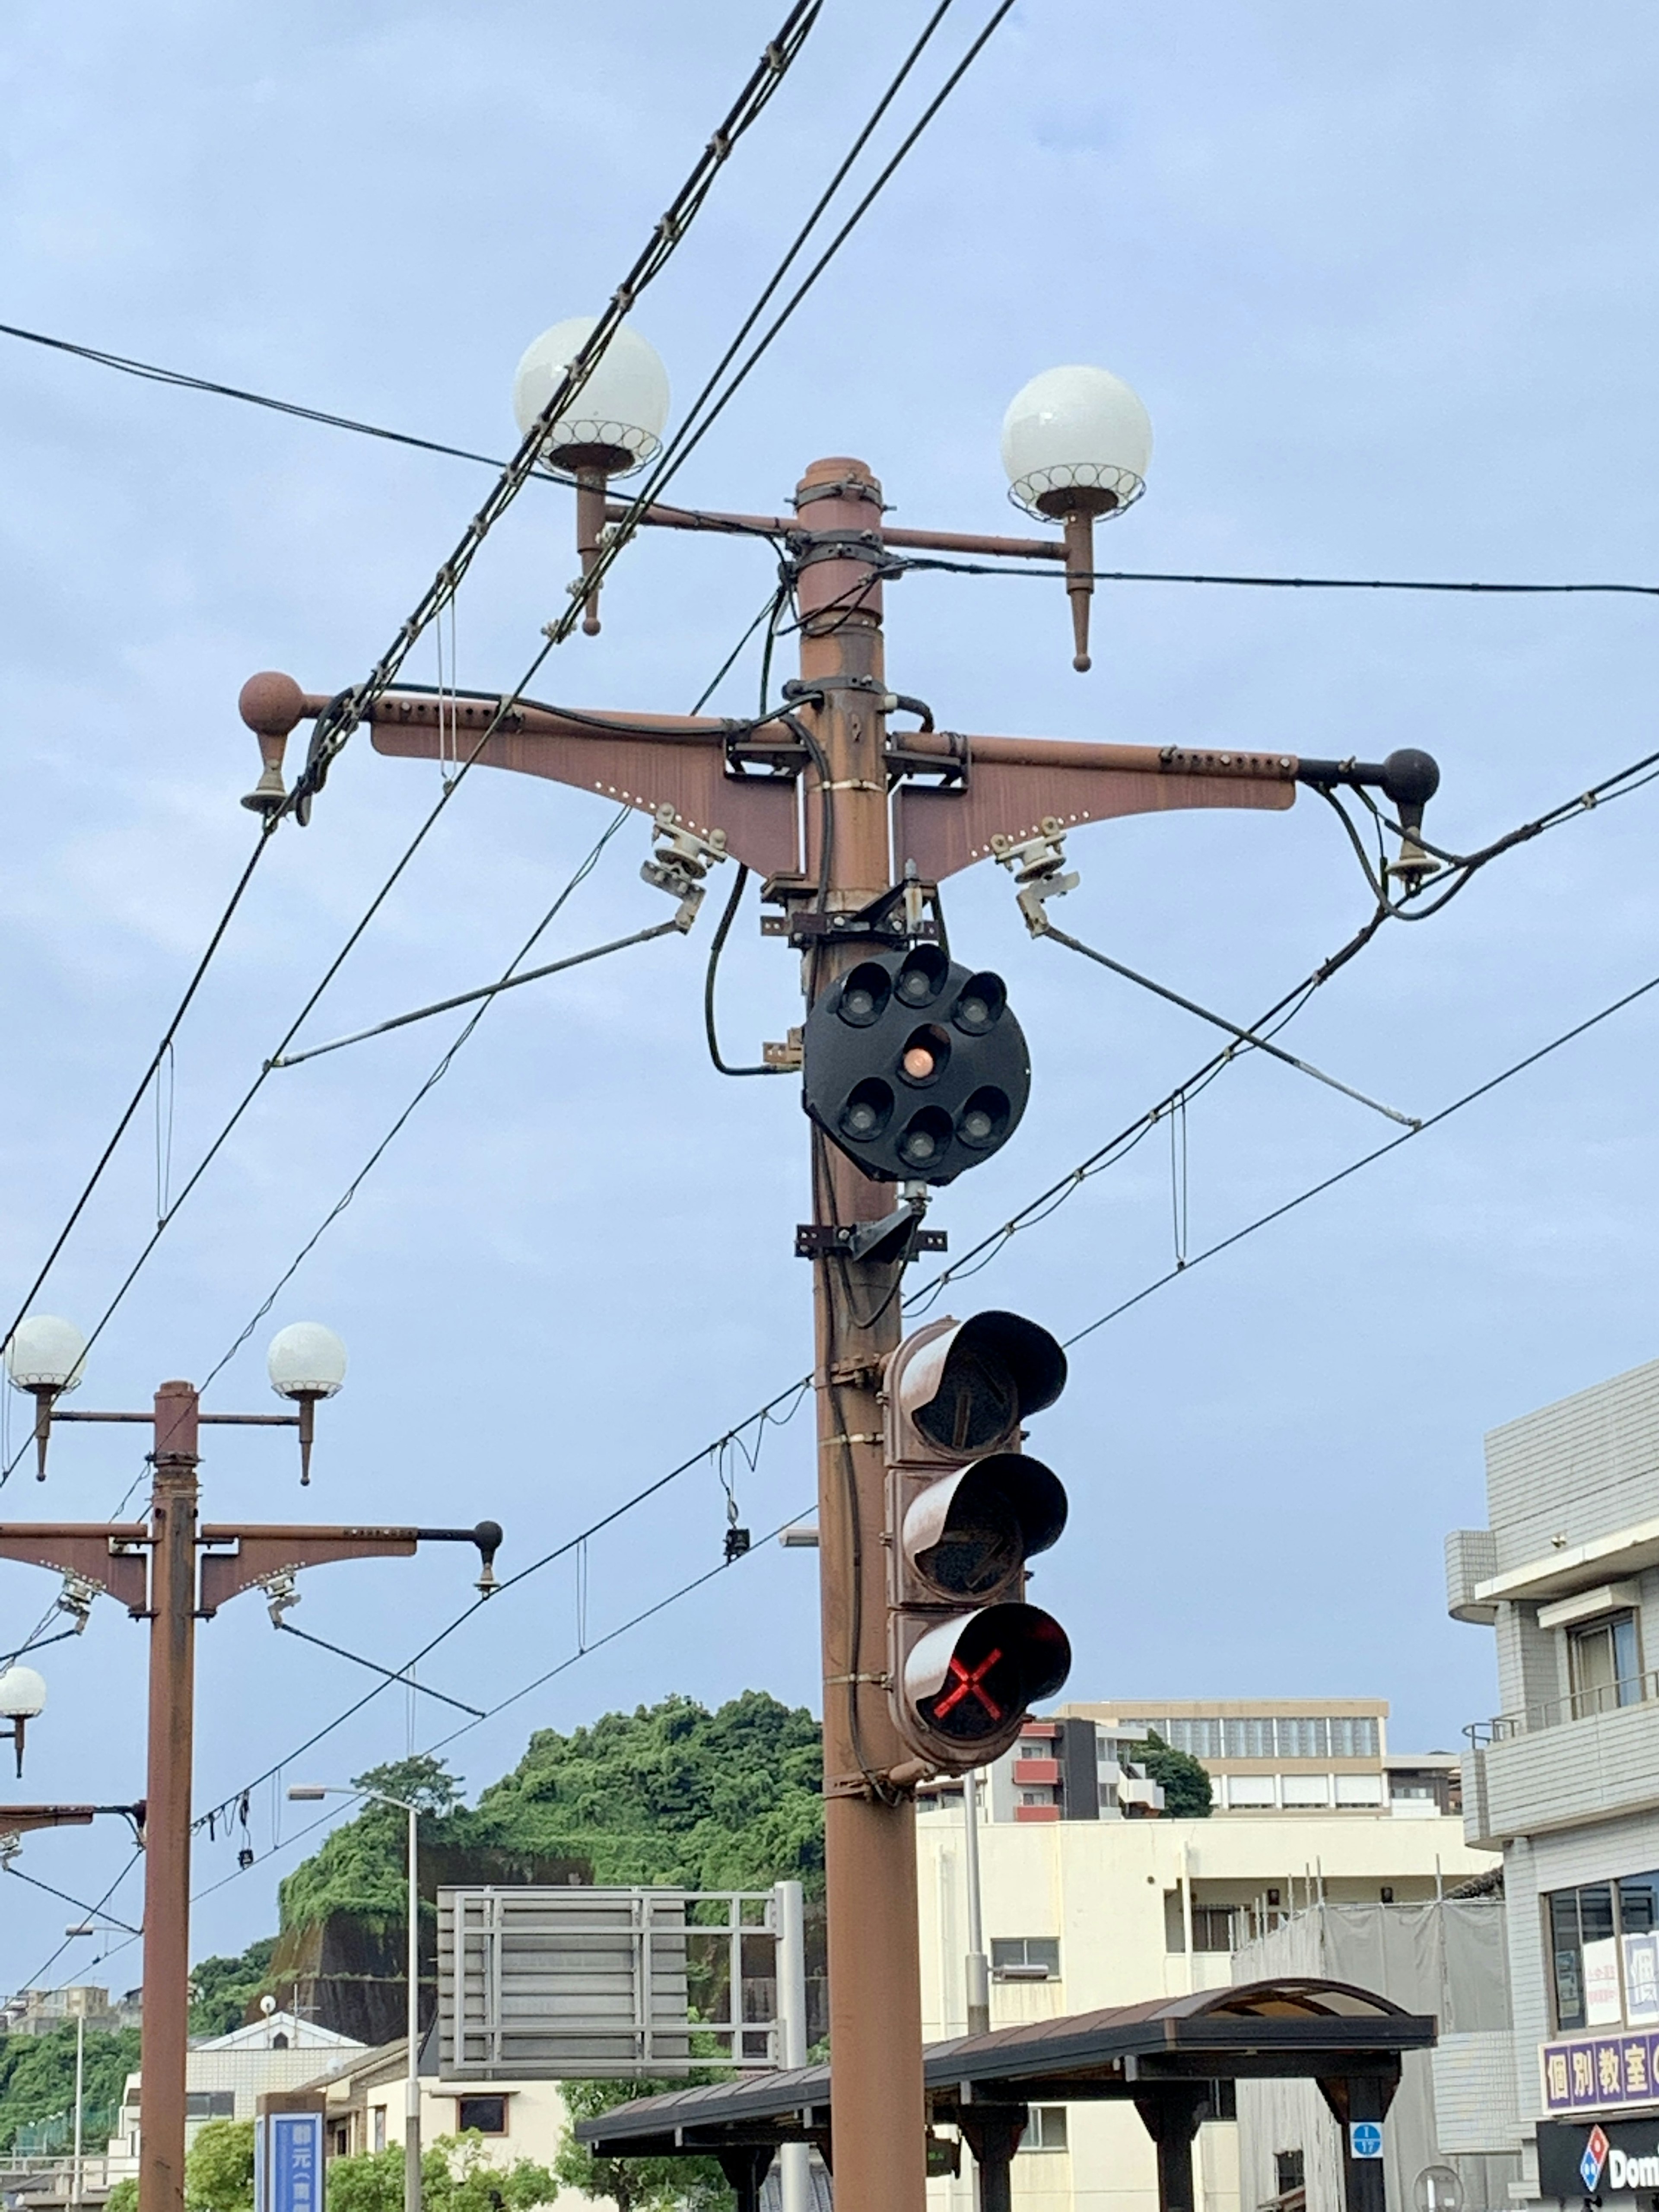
[4,0,1659,1990]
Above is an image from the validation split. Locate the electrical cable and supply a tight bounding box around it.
[4,1846,145,2001]
[188,1375,814,1839]
[285,0,821,820]
[273,1621,484,1719]
[2,1863,141,1935]
[1064,959,1659,1351]
[891,552,1659,599]
[0,10,820,1418]
[0,824,275,1480]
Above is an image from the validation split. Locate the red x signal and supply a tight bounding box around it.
[933,1646,1005,1723]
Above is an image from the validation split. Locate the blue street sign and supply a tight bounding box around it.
[1350,2122,1384,2161]
[255,2112,325,2212]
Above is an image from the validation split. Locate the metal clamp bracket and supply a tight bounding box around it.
[641,802,728,928]
[992,817,1080,934]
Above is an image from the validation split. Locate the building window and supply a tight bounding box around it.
[1329,1716,1379,1758]
[991,1937,1060,1980]
[1223,1717,1275,1759]
[1166,1719,1222,1759]
[1275,1717,1329,1760]
[1568,1612,1642,1718]
[1192,1907,1237,1954]
[371,2108,386,2154]
[1548,1878,1641,2029]
[1207,2080,1238,2121]
[1019,1790,1049,1806]
[185,2093,235,2120]
[1275,2150,1306,2197]
[1020,2108,1068,2152]
[457,2097,507,2136]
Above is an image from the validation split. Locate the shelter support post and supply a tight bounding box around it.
[715,2147,776,2212]
[1133,2085,1211,2212]
[958,2108,1029,2212]
[1318,2072,1397,2212]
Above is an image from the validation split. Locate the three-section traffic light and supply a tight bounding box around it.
[802,945,1030,1184]
[883,1310,1072,1773]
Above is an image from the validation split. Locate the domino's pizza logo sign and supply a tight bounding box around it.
[1582,2124,1611,2193]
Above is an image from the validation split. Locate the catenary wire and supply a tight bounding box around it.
[4,1846,145,2002]
[11,4,992,1383]
[198,584,791,1399]
[1064,961,1659,1350]
[13,311,1659,603]
[0,9,819,1432]
[3,1862,142,1935]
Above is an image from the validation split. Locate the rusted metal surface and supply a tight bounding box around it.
[604,496,1068,562]
[140,1383,198,2212]
[0,1805,98,1834]
[0,1526,149,1613]
[361,693,801,879]
[893,738,1298,880]
[793,458,928,2212]
[197,1526,419,1616]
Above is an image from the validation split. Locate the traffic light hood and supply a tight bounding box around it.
[904,1451,1068,1602]
[893,1311,1068,1459]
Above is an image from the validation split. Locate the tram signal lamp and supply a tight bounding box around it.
[802,946,1030,1184]
[883,1311,1072,1773]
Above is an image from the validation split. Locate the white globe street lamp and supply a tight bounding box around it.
[1000,363,1153,673]
[512,315,671,639]
[267,1322,347,1486]
[4,1314,88,1481]
[0,1663,47,1776]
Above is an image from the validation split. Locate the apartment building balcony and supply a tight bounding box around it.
[1463,1673,1659,1847]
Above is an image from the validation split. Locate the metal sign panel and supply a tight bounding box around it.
[438,1885,782,2079]
[254,2113,324,2212]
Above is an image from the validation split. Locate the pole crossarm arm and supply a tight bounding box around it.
[0,1804,98,1834]
[0,1526,149,1612]
[264,677,1307,890]
[602,495,1072,563]
[197,1524,420,1616]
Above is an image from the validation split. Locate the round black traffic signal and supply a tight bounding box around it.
[802,948,1030,1184]
[906,1604,1072,1746]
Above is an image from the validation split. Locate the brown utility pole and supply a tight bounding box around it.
[794,459,926,2212]
[238,460,1380,2207]
[0,1385,500,2212]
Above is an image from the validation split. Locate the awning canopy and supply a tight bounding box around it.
[575,1977,1433,2212]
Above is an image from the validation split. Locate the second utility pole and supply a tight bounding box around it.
[795,458,926,2212]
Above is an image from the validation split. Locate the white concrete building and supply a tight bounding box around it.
[1449,1351,1659,2200]
[915,1791,1496,2212]
[105,2012,367,2180]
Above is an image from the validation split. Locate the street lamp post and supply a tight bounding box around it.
[0,1325,502,2212]
[62,1923,132,2210]
[236,319,1440,2210]
[289,1785,422,2212]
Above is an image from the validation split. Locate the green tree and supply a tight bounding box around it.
[330,2134,559,2212]
[1130,1730,1214,1818]
[190,1936,277,2037]
[554,2083,731,2212]
[279,1755,470,1931]
[0,2021,140,2154]
[472,1692,823,1894]
[106,2180,138,2212]
[186,2118,255,2212]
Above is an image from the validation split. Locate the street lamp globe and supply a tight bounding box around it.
[0,1665,45,1720]
[267,1322,347,1401]
[999,363,1152,521]
[3,1315,87,1395]
[512,316,671,478]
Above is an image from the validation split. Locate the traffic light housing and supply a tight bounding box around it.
[801,945,1030,1184]
[884,1310,1072,1774]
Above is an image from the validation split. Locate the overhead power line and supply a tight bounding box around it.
[0,6,822,1442]
[10,314,1659,601]
[1065,959,1659,1349]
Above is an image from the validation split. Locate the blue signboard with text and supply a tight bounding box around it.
[254,2111,325,2212]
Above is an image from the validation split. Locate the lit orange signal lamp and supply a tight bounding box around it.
[883,1311,1072,1775]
